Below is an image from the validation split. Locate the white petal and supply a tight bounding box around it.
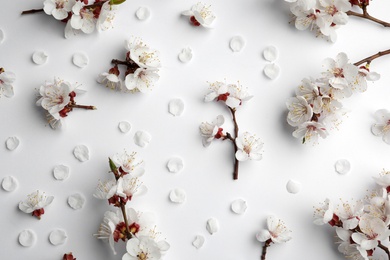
[286,179,302,194]
[19,230,36,247]
[1,176,18,192]
[72,52,89,68]
[52,9,68,20]
[6,136,20,151]
[334,159,351,175]
[135,7,150,20]
[383,131,390,145]
[166,157,184,173]
[49,229,67,245]
[264,63,280,80]
[231,199,247,214]
[67,193,86,210]
[225,97,241,108]
[32,51,48,65]
[178,47,193,63]
[118,121,131,133]
[206,218,219,235]
[133,131,152,148]
[367,72,380,81]
[229,36,245,52]
[371,124,385,136]
[0,29,5,44]
[53,164,70,180]
[168,98,185,116]
[235,150,249,161]
[192,235,205,249]
[157,240,170,251]
[256,230,271,242]
[263,46,278,62]
[169,188,186,204]
[73,145,90,162]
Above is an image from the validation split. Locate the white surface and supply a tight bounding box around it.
[1,0,390,259]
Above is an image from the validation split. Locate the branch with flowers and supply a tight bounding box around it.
[93,151,169,259]
[256,215,292,260]
[284,0,390,42]
[36,77,96,129]
[21,0,126,38]
[286,49,390,144]
[97,37,161,93]
[314,170,390,260]
[200,81,263,180]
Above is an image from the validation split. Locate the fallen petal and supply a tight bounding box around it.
[169,188,186,203]
[134,131,152,148]
[19,230,36,247]
[49,229,67,245]
[6,136,20,151]
[73,145,90,162]
[1,175,18,192]
[118,121,131,133]
[168,98,185,116]
[335,159,351,175]
[192,235,205,249]
[68,193,86,210]
[32,51,48,65]
[264,63,280,80]
[229,36,245,52]
[263,46,278,62]
[135,7,151,20]
[206,218,219,235]
[286,179,302,194]
[72,52,89,68]
[178,47,193,63]
[0,29,4,44]
[166,157,184,173]
[53,165,70,180]
[231,199,247,214]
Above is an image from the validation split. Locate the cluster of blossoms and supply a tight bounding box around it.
[94,151,169,258]
[286,52,380,144]
[0,67,15,98]
[256,215,292,260]
[181,2,216,28]
[22,0,125,38]
[200,81,263,180]
[97,37,161,94]
[36,77,96,129]
[314,170,390,259]
[285,0,390,42]
[19,190,54,219]
[372,109,390,145]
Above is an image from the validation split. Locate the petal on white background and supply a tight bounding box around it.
[167,157,184,173]
[168,98,185,116]
[1,175,18,192]
[264,63,280,79]
[133,131,152,148]
[5,136,20,151]
[206,218,219,235]
[178,47,193,63]
[73,145,90,162]
[118,121,131,133]
[229,36,245,52]
[53,164,70,180]
[18,230,36,247]
[0,29,5,44]
[72,52,89,68]
[286,179,302,194]
[32,51,48,65]
[49,229,67,245]
[334,159,351,175]
[263,46,278,62]
[136,7,151,20]
[169,188,186,203]
[231,199,247,214]
[192,235,205,249]
[68,193,86,210]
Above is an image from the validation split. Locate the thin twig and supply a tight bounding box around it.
[21,9,44,15]
[347,10,390,28]
[378,242,390,260]
[70,104,97,110]
[353,49,390,66]
[261,239,272,260]
[229,107,240,180]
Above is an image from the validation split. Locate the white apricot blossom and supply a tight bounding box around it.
[19,190,54,219]
[313,198,334,225]
[235,132,263,161]
[204,81,252,109]
[43,0,75,20]
[256,215,292,243]
[181,2,216,28]
[372,109,390,144]
[199,115,225,147]
[124,68,160,93]
[70,1,96,34]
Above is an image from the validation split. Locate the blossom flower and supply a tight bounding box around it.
[235,132,263,161]
[124,68,160,93]
[18,190,54,219]
[292,121,329,144]
[181,2,216,28]
[365,188,390,225]
[199,115,225,147]
[96,1,116,32]
[256,215,292,243]
[371,109,390,144]
[111,151,144,175]
[313,198,335,225]
[286,96,313,127]
[116,173,148,201]
[93,179,118,201]
[95,208,155,255]
[204,81,252,109]
[350,66,380,93]
[337,200,364,229]
[97,71,123,91]
[128,46,161,70]
[351,215,390,250]
[0,68,15,98]
[122,236,169,260]
[43,0,75,20]
[373,171,390,191]
[70,2,96,34]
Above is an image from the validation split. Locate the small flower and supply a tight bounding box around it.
[373,170,390,191]
[19,190,54,219]
[292,121,329,144]
[70,2,96,34]
[199,115,225,147]
[337,200,364,229]
[181,2,216,28]
[122,236,163,260]
[371,109,390,144]
[43,0,75,20]
[111,151,144,175]
[351,215,390,250]
[93,179,118,201]
[204,81,252,109]
[96,2,116,32]
[286,96,313,127]
[313,198,335,225]
[235,132,263,161]
[256,215,292,243]
[97,66,123,91]
[128,46,161,70]
[124,68,160,93]
[0,68,15,98]
[115,174,147,201]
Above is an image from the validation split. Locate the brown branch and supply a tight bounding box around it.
[70,104,97,110]
[378,242,390,260]
[120,203,133,240]
[346,10,390,28]
[353,49,390,66]
[261,239,272,260]
[229,107,240,180]
[21,9,44,15]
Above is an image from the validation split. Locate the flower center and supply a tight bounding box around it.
[333,68,344,78]
[217,93,230,102]
[326,5,338,16]
[138,252,148,260]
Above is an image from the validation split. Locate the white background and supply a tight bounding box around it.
[1,0,390,259]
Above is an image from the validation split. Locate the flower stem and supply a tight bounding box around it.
[229,107,240,180]
[21,9,44,15]
[69,104,97,110]
[378,242,390,260]
[346,10,390,28]
[261,239,272,260]
[120,203,133,240]
[354,49,390,66]
[111,59,138,67]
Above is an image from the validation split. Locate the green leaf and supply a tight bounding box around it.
[110,0,126,5]
[302,137,306,144]
[109,157,117,173]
